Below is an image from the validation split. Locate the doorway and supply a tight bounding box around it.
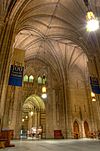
[84,121,89,138]
[21,94,46,139]
[73,121,80,139]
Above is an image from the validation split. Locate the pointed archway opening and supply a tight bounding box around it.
[84,121,89,138]
[21,94,46,139]
[73,121,80,139]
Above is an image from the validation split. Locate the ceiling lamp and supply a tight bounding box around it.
[83,0,99,32]
[42,86,46,93]
[83,0,89,7]
[86,11,99,32]
[41,93,47,99]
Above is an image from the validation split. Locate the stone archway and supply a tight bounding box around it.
[21,94,46,139]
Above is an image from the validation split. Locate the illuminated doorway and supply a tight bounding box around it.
[21,94,46,139]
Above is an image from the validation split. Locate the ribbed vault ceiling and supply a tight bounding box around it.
[10,0,100,78]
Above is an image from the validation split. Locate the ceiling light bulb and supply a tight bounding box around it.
[41,93,47,99]
[86,11,99,32]
[86,19,99,32]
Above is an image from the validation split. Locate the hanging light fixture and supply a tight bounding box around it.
[83,0,99,32]
[42,41,47,99]
[83,0,89,7]
[86,11,99,32]
[41,84,47,99]
[41,93,47,99]
[42,86,46,93]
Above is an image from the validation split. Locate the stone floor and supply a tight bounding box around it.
[0,139,100,151]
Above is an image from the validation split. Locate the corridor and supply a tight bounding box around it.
[1,139,100,151]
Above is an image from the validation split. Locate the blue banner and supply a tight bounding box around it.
[90,76,100,94]
[8,65,24,87]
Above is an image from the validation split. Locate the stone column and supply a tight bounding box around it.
[28,113,33,130]
[7,87,23,138]
[0,21,15,128]
[65,85,73,138]
[0,16,5,37]
[87,56,100,131]
[45,89,54,138]
[52,89,57,130]
[2,86,13,128]
[45,67,54,138]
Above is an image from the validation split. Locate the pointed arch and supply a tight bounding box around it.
[23,75,28,82]
[73,120,80,139]
[29,75,34,82]
[38,76,42,84]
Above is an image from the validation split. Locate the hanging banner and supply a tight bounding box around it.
[8,65,24,86]
[8,48,25,87]
[90,76,100,94]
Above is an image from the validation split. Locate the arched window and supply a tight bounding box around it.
[23,75,28,82]
[42,74,47,85]
[38,76,42,84]
[29,75,34,83]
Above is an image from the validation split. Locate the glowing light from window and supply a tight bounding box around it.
[29,75,34,82]
[23,75,28,82]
